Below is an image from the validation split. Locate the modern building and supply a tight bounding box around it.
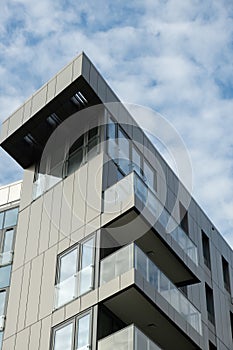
[0,52,233,350]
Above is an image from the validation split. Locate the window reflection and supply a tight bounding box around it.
[4,208,19,228]
[54,322,73,350]
[77,314,90,349]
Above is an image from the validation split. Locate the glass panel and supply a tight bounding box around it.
[88,127,98,140]
[0,291,6,315]
[132,146,142,176]
[135,175,147,204]
[33,174,46,199]
[81,238,95,269]
[0,214,3,230]
[4,208,18,228]
[54,322,73,350]
[0,265,11,288]
[87,137,99,160]
[77,313,90,349]
[135,246,147,278]
[144,161,155,192]
[2,229,14,252]
[59,249,78,283]
[107,117,116,140]
[67,148,83,176]
[79,238,95,296]
[55,274,76,308]
[118,129,130,175]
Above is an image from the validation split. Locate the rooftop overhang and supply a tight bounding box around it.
[0,52,119,169]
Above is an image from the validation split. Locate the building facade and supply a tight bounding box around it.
[0,52,233,350]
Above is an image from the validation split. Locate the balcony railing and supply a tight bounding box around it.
[103,172,198,265]
[98,324,161,350]
[100,244,202,335]
[54,264,94,309]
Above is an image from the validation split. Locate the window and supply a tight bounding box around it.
[132,145,142,176]
[55,236,95,309]
[0,265,11,288]
[202,231,211,270]
[205,284,215,325]
[52,311,91,350]
[179,203,189,234]
[0,208,18,230]
[222,256,231,293]
[209,341,217,350]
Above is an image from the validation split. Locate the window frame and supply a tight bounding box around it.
[55,234,96,307]
[51,309,93,350]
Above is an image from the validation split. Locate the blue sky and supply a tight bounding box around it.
[1,0,233,245]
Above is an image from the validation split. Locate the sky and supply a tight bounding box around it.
[0,0,233,245]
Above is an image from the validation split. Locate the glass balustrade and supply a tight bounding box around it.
[54,265,94,309]
[100,244,202,334]
[103,172,198,265]
[98,324,161,350]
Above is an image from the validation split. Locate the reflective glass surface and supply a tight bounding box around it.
[0,291,6,315]
[0,265,11,288]
[77,314,90,349]
[4,208,18,228]
[54,322,73,350]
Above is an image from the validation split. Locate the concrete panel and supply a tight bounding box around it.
[97,74,107,103]
[38,190,53,254]
[4,268,23,338]
[46,77,56,103]
[82,55,91,83]
[56,63,73,95]
[8,106,24,136]
[13,206,30,271]
[2,335,16,350]
[17,261,31,332]
[31,86,47,116]
[65,297,80,320]
[71,164,88,233]
[0,119,9,142]
[28,321,41,350]
[59,173,74,239]
[25,197,43,263]
[39,315,51,350]
[25,254,44,327]
[73,55,82,81]
[23,98,32,123]
[48,183,63,247]
[86,154,103,223]
[52,307,65,327]
[15,327,30,350]
[39,245,57,320]
[20,166,34,211]
[90,64,98,94]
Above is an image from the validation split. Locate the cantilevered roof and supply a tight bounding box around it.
[0,52,119,168]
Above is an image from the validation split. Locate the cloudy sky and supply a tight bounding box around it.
[0,0,233,245]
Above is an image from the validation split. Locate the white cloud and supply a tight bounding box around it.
[0,0,233,245]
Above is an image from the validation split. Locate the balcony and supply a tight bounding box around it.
[100,244,202,335]
[54,264,94,309]
[103,172,198,266]
[98,324,161,350]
